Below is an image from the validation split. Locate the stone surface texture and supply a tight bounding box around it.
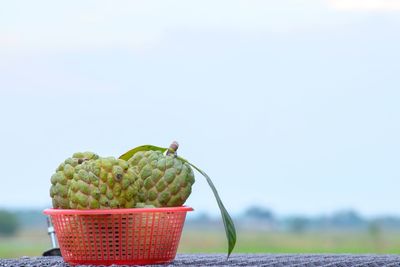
[1,254,400,267]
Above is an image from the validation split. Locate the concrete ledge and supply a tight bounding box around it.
[1,254,400,266]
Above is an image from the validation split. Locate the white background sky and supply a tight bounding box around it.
[0,0,399,217]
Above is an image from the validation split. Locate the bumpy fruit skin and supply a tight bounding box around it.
[128,150,195,207]
[68,157,140,209]
[50,152,99,209]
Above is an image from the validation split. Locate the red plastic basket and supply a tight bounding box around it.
[43,206,193,266]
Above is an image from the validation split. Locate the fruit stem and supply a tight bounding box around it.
[166,141,179,156]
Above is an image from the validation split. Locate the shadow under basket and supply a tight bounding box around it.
[43,206,193,266]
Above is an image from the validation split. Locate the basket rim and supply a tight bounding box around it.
[44,206,193,215]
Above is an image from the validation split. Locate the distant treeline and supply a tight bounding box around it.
[187,206,400,232]
[0,209,47,236]
[1,207,400,236]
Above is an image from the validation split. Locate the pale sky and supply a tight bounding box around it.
[0,0,399,217]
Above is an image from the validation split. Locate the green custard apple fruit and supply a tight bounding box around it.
[68,157,140,209]
[50,152,99,208]
[127,142,195,207]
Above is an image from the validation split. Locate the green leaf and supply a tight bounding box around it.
[119,145,237,257]
[119,145,168,161]
[178,156,237,258]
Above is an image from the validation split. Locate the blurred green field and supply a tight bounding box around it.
[0,228,49,258]
[179,229,400,254]
[1,228,400,258]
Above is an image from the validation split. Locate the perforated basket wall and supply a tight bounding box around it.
[44,207,193,266]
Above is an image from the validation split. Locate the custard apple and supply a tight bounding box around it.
[50,152,99,208]
[68,157,140,209]
[127,143,195,207]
